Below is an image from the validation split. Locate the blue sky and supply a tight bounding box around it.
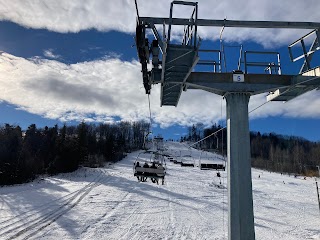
[0,0,320,141]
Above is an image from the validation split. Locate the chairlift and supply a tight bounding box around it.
[164,149,175,162]
[180,149,195,167]
[167,150,180,164]
[145,133,165,153]
[133,150,167,185]
[173,153,182,164]
[198,150,225,171]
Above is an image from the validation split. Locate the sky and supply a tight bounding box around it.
[0,0,320,141]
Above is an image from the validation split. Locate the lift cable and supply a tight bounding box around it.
[147,94,155,150]
[189,127,224,147]
[134,0,140,19]
[248,100,269,113]
[143,94,154,150]
[148,94,152,129]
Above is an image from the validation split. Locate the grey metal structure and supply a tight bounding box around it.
[135,1,320,239]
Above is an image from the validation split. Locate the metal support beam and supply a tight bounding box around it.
[225,93,255,240]
[149,23,164,53]
[139,17,320,29]
[185,72,293,95]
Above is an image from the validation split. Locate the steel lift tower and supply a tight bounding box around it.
[135,1,320,239]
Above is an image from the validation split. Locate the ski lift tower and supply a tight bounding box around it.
[135,1,320,239]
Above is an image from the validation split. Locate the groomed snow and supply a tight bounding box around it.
[0,142,319,240]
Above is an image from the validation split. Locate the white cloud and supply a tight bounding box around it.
[43,49,61,59]
[0,0,319,46]
[1,52,320,128]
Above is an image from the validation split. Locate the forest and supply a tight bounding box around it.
[1,121,320,186]
[0,121,149,186]
[182,123,320,176]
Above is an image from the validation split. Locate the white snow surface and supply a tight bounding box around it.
[0,142,319,240]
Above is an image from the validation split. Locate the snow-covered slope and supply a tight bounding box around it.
[0,142,319,240]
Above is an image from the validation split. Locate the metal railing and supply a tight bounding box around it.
[168,1,198,48]
[197,49,222,72]
[244,51,281,74]
[288,29,320,73]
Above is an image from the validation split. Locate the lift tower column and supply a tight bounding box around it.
[226,92,254,240]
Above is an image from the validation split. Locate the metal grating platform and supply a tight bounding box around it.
[160,44,198,106]
[267,67,320,102]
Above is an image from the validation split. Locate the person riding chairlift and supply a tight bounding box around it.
[135,161,142,181]
[143,162,149,168]
[157,163,165,185]
[142,162,149,182]
[150,162,157,183]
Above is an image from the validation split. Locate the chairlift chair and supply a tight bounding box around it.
[180,149,195,167]
[198,150,225,171]
[133,150,167,185]
[168,150,180,164]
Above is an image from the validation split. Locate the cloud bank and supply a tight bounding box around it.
[1,52,320,128]
[0,0,319,46]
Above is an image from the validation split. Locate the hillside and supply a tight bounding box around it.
[0,142,319,240]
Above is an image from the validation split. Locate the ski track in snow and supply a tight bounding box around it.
[0,142,319,240]
[0,169,108,240]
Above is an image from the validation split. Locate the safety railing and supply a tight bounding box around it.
[244,51,281,74]
[197,49,222,72]
[168,1,198,48]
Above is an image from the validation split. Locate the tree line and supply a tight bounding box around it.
[250,131,320,176]
[2,120,319,186]
[181,123,320,176]
[0,121,149,186]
